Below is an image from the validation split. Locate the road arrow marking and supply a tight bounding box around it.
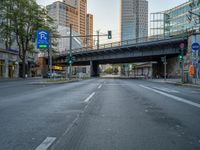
[35,137,56,150]
[139,85,200,109]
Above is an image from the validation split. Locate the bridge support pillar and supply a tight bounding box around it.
[153,57,180,79]
[90,61,99,77]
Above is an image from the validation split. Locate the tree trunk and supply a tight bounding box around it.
[22,56,26,78]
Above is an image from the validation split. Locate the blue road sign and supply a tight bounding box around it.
[192,42,200,51]
[37,30,50,49]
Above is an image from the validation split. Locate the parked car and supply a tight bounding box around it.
[43,72,64,78]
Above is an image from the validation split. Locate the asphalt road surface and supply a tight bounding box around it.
[0,79,200,150]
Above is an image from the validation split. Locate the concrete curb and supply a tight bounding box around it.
[100,77,143,79]
[148,79,200,88]
[173,82,200,88]
[29,79,81,85]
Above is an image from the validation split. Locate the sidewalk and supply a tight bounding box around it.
[148,78,200,88]
[0,77,43,83]
[148,79,181,84]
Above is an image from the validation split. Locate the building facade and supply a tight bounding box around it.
[76,0,87,39]
[121,0,148,41]
[47,0,89,46]
[63,0,87,45]
[0,50,19,78]
[47,1,79,33]
[150,0,200,36]
[86,14,93,48]
[57,25,83,52]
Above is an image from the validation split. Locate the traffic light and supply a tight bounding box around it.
[178,54,183,61]
[67,56,75,65]
[108,30,112,39]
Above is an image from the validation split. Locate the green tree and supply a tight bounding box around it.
[104,67,113,74]
[0,0,14,51]
[0,0,58,78]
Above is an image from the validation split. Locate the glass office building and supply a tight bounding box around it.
[121,0,148,41]
[150,0,200,36]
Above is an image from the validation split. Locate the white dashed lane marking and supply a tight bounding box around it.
[84,92,96,103]
[35,137,56,150]
[98,84,102,89]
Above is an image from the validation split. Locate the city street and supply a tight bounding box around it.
[0,79,200,150]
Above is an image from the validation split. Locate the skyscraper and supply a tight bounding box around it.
[46,1,78,33]
[47,0,91,46]
[86,14,93,48]
[121,0,148,41]
[63,0,87,45]
[77,0,87,37]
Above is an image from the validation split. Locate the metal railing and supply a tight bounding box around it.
[58,31,190,56]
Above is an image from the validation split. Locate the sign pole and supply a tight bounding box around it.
[36,30,50,77]
[196,50,199,81]
[179,43,185,83]
[181,53,184,83]
[69,24,73,80]
[164,56,167,81]
[191,41,200,84]
[49,32,52,79]
[49,49,52,79]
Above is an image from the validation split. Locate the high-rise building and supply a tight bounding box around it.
[150,0,200,36]
[77,0,87,44]
[86,14,93,48]
[47,0,91,46]
[63,0,87,45]
[46,1,79,33]
[121,0,148,41]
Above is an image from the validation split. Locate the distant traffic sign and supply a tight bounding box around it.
[37,30,50,49]
[192,42,200,51]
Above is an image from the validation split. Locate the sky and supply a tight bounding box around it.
[36,0,188,43]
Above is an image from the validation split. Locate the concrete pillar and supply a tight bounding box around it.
[166,57,180,78]
[185,33,200,83]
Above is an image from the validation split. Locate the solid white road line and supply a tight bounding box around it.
[35,137,56,150]
[139,85,200,109]
[84,92,95,103]
[153,87,180,93]
[98,84,102,89]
